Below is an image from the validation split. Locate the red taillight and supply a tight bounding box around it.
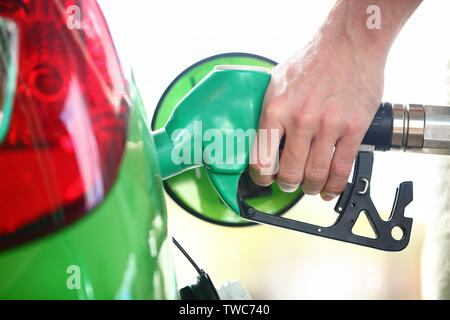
[0,0,129,247]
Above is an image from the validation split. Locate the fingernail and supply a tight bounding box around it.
[322,192,338,201]
[255,179,273,187]
[249,167,273,187]
[277,181,299,193]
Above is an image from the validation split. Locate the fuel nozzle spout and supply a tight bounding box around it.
[392,103,450,154]
[362,103,450,154]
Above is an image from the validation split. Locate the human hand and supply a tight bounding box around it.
[249,24,386,201]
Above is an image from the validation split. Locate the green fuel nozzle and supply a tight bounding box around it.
[152,65,271,213]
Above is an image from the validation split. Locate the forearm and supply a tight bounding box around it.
[321,0,422,61]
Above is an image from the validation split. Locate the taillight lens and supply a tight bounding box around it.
[0,0,130,249]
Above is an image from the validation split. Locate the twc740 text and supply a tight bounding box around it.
[223,304,270,315]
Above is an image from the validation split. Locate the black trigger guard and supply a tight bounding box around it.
[237,151,413,251]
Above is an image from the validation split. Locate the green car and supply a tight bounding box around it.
[0,0,177,299]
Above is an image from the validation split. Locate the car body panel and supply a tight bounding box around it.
[0,76,178,300]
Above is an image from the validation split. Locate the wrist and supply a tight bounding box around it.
[320,0,421,64]
[322,3,390,64]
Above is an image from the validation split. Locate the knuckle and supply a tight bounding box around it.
[320,112,340,132]
[277,169,303,185]
[325,165,351,194]
[325,183,346,195]
[305,167,328,184]
[344,118,365,135]
[293,111,314,130]
[331,163,352,180]
[262,102,281,120]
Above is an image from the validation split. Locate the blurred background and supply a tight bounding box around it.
[98,0,450,299]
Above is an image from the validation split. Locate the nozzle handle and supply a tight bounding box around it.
[362,102,393,151]
[237,152,413,251]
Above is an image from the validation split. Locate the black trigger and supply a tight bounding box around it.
[239,171,272,199]
[335,182,353,214]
